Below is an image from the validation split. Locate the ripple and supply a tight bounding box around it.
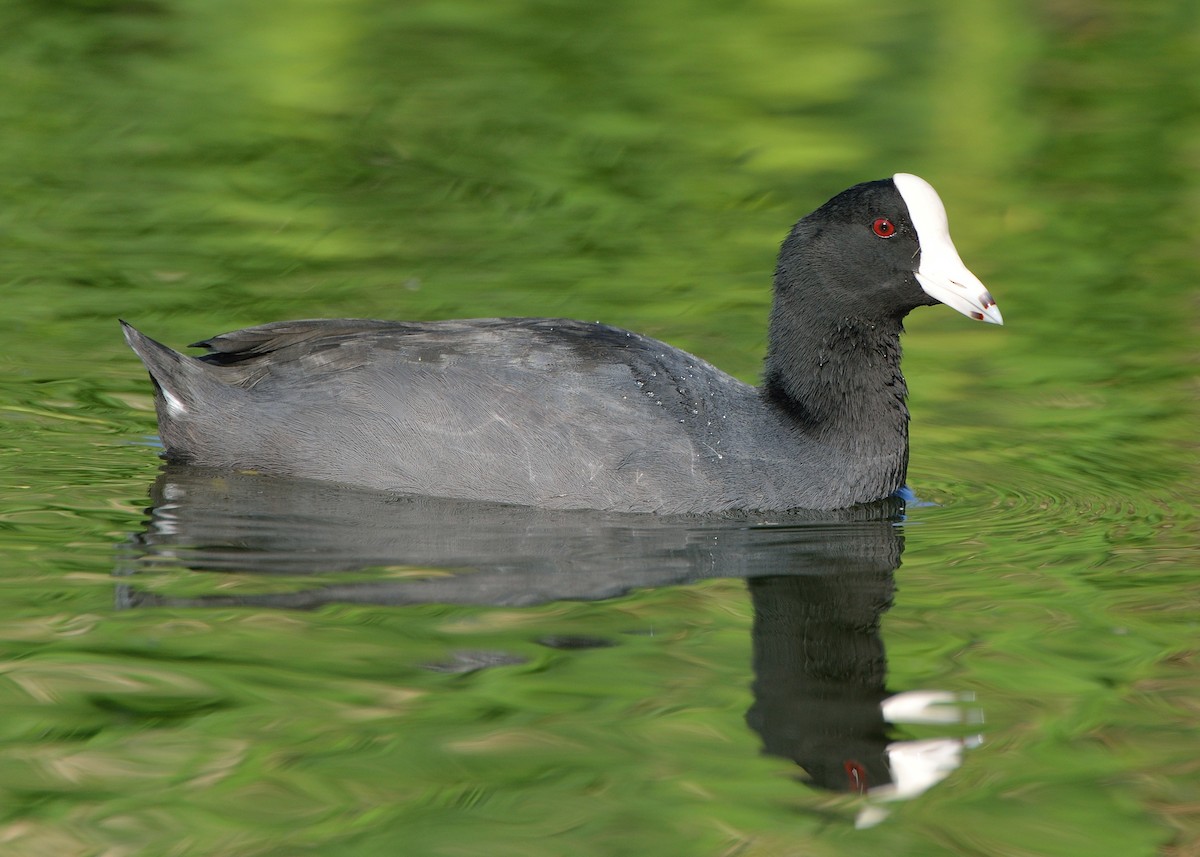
[904,453,1192,573]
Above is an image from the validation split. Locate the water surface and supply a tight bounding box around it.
[0,1,1196,854]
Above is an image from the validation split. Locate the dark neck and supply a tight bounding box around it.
[761,295,911,487]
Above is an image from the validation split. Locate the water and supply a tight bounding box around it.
[0,0,1196,854]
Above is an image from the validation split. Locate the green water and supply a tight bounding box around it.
[1,0,1197,854]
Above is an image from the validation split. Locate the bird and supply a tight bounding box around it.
[122,173,1001,514]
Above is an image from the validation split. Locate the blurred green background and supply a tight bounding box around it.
[0,0,1196,854]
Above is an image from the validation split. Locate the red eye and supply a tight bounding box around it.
[872,218,896,238]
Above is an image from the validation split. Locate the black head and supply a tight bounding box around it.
[775,178,926,324]
[773,175,1001,327]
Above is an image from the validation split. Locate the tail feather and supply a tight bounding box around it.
[120,320,219,416]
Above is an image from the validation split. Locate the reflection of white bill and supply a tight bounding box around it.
[857,690,985,829]
[882,689,984,725]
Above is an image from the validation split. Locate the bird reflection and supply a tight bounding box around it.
[118,466,980,818]
[746,573,892,794]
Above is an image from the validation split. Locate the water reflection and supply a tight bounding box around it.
[118,466,981,821]
[746,574,981,827]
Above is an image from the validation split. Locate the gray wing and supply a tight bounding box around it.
[162,318,760,512]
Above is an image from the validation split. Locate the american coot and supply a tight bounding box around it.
[123,173,1001,514]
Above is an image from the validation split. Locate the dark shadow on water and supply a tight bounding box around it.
[117,466,978,812]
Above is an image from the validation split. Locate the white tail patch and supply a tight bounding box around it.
[161,387,188,416]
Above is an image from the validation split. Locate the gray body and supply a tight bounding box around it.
[122,317,906,513]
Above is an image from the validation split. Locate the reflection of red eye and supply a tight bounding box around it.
[872,218,896,238]
[844,760,868,793]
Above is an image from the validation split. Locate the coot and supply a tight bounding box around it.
[123,173,1001,513]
